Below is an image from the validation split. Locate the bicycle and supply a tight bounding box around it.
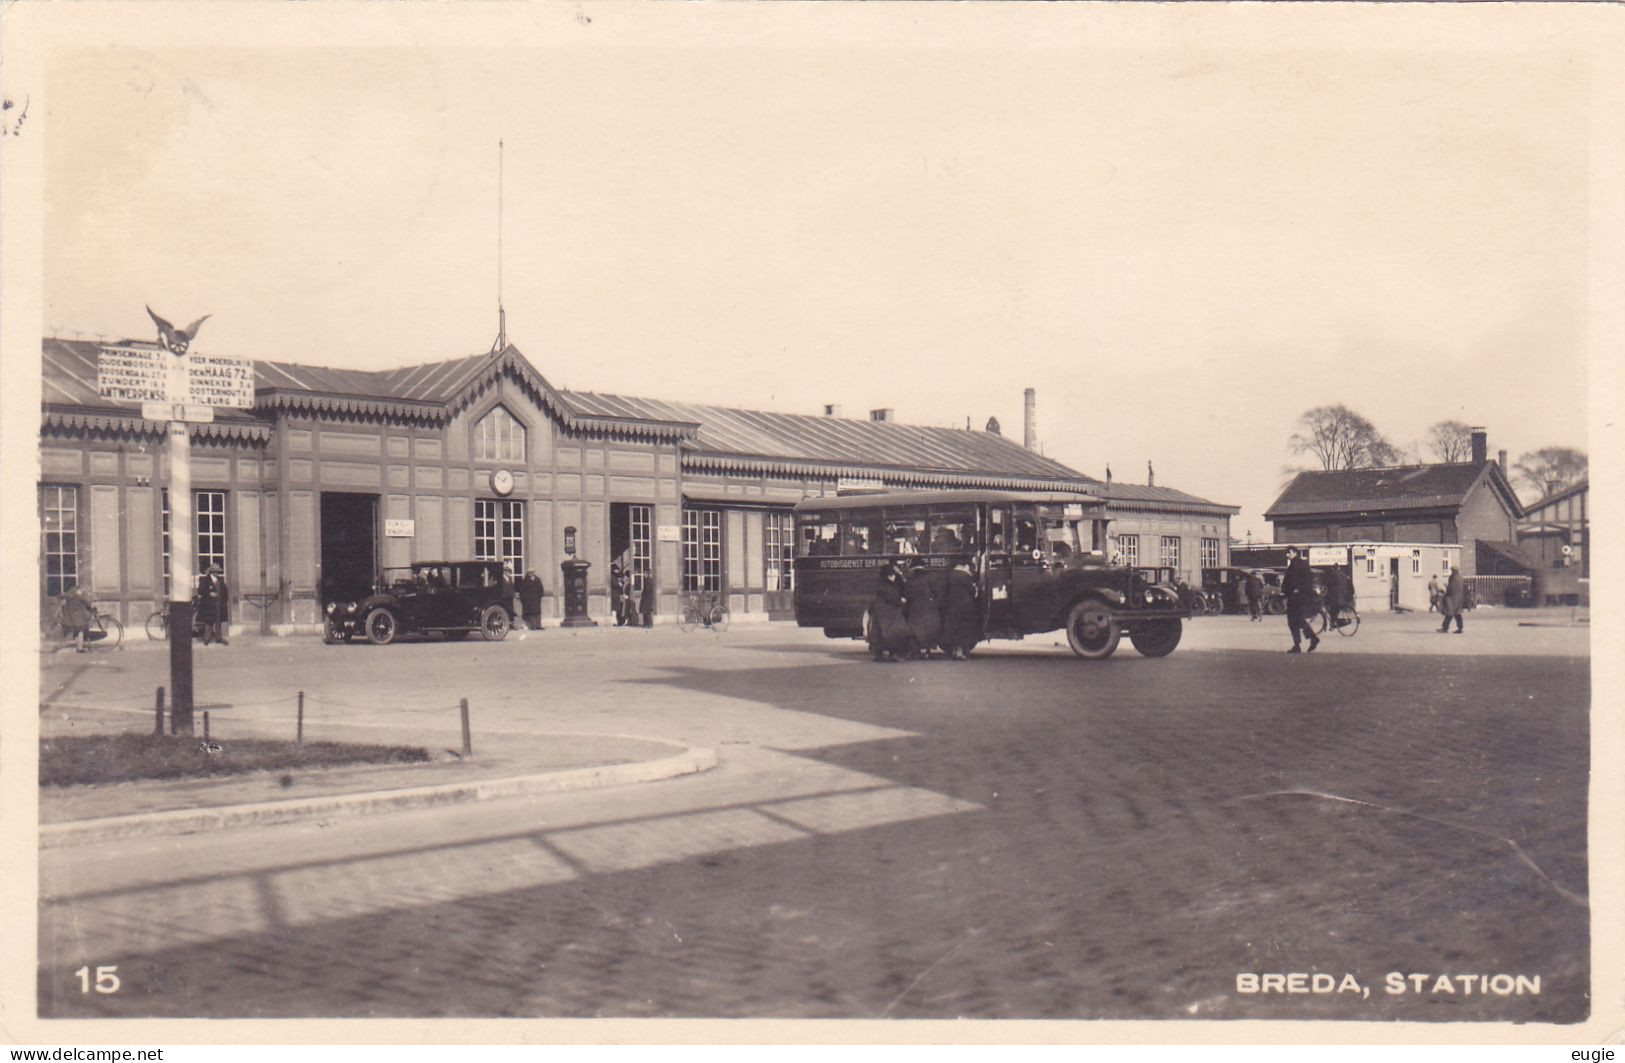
[678,593,729,634]
[1307,602,1360,637]
[145,603,209,642]
[57,610,123,651]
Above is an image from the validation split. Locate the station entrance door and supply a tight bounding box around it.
[320,492,378,604]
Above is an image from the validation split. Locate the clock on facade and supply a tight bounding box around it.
[491,468,515,496]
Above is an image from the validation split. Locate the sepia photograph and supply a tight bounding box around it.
[2,0,1620,1046]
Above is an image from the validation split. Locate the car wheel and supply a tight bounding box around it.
[1265,596,1287,616]
[1065,597,1120,660]
[364,608,397,646]
[1128,618,1182,658]
[479,605,510,642]
[322,617,344,645]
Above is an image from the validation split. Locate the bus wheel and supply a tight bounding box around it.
[1129,618,1182,658]
[1065,598,1120,659]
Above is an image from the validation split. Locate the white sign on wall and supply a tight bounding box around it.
[384,519,416,538]
[657,524,681,542]
[1308,547,1347,566]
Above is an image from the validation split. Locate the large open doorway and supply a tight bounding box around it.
[609,502,654,597]
[320,492,378,604]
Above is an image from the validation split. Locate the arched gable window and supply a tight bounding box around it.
[475,405,526,462]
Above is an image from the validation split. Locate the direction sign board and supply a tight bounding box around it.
[141,402,215,423]
[98,346,176,404]
[184,352,255,408]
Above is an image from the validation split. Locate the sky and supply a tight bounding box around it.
[38,12,1597,535]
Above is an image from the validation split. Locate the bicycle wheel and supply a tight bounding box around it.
[1307,608,1327,635]
[95,614,124,649]
[146,611,168,640]
[1333,606,1360,637]
[678,603,700,633]
[708,603,730,633]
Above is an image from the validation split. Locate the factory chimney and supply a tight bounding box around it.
[1470,427,1487,465]
[1023,388,1037,451]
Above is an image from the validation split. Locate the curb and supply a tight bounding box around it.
[41,745,718,848]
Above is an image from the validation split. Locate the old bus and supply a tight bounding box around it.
[792,489,1187,659]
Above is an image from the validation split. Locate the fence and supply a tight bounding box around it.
[1464,574,1533,608]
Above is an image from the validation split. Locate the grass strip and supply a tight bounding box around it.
[42,733,431,787]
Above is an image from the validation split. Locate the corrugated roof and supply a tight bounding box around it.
[1096,482,1238,513]
[1266,463,1499,518]
[564,389,1095,483]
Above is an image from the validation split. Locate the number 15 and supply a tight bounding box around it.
[74,965,120,994]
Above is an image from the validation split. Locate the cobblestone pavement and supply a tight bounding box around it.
[38,612,1591,1023]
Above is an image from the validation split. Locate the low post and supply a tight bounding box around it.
[460,697,472,759]
[297,690,305,745]
[203,710,210,742]
[154,687,166,735]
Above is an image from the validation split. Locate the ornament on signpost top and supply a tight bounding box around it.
[146,305,212,355]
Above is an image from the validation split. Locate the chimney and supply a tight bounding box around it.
[870,408,893,423]
[985,416,1002,436]
[1105,464,1113,484]
[1498,449,1508,476]
[822,403,842,418]
[1147,460,1155,487]
[1023,388,1037,451]
[1470,427,1487,465]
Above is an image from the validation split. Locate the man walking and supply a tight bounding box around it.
[1243,569,1263,622]
[1438,564,1466,634]
[1281,547,1319,654]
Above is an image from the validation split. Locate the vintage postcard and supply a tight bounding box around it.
[2,0,1620,1048]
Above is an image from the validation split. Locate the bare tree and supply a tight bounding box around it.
[1424,420,1474,463]
[1288,405,1402,471]
[1513,447,1588,500]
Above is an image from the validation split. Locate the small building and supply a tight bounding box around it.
[1232,541,1462,613]
[1515,479,1588,604]
[1264,428,1522,579]
[39,335,1236,632]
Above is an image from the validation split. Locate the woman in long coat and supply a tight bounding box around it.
[904,562,942,657]
[867,563,915,662]
[939,562,982,660]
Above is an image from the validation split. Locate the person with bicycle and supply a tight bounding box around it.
[58,583,96,653]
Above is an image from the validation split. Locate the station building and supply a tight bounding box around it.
[39,335,1236,633]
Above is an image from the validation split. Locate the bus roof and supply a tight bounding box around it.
[792,489,1104,513]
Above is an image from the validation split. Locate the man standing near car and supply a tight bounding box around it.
[518,568,546,631]
[1281,548,1319,654]
[197,564,229,645]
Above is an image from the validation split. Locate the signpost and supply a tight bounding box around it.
[98,326,253,736]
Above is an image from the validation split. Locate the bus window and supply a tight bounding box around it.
[1014,514,1040,554]
[884,518,926,555]
[1037,504,1085,559]
[927,508,977,554]
[988,507,1010,553]
[799,520,839,556]
[842,521,878,555]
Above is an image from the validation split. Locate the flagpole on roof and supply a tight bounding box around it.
[491,138,507,355]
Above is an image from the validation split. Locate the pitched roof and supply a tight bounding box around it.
[1522,478,1588,513]
[1094,482,1239,515]
[1265,462,1518,519]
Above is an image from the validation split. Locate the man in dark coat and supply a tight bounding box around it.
[905,562,943,657]
[639,578,655,628]
[1243,570,1263,622]
[518,568,546,631]
[610,564,628,626]
[196,564,229,645]
[939,562,982,660]
[867,563,914,662]
[1439,565,1466,634]
[1280,548,1319,653]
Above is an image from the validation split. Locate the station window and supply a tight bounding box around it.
[474,499,525,574]
[1200,537,1220,568]
[160,489,228,595]
[1116,534,1139,566]
[765,511,794,592]
[682,508,723,592]
[41,485,79,597]
[1160,536,1181,570]
[474,405,526,463]
[628,504,652,591]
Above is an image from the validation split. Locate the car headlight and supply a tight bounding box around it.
[325,602,336,615]
[343,601,356,614]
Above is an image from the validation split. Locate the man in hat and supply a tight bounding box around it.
[518,567,546,631]
[196,563,229,645]
[1280,547,1319,654]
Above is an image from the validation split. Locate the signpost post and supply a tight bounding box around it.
[98,327,254,736]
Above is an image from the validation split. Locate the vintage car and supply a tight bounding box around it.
[324,560,515,645]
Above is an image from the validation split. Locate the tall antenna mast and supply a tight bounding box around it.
[491,138,507,354]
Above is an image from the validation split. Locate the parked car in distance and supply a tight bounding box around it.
[324,560,515,645]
